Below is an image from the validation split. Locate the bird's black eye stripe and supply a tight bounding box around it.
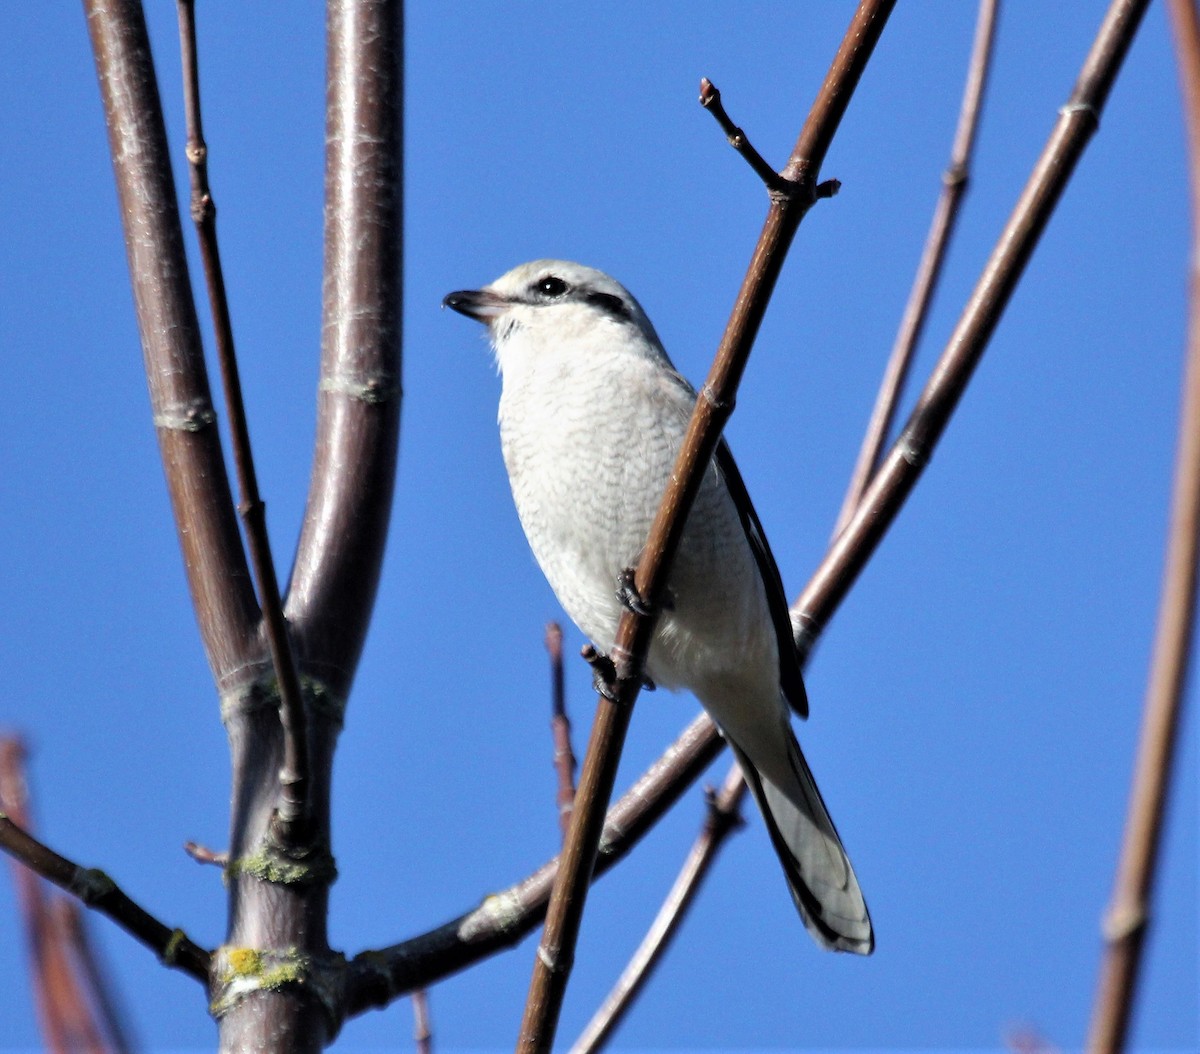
[535,275,569,298]
[584,290,629,319]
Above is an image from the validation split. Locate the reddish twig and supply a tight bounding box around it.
[546,623,577,841]
[699,78,785,193]
[515,4,897,1050]
[175,0,311,840]
[411,989,432,1054]
[833,0,1000,536]
[569,765,747,1053]
[1086,3,1200,1051]
[182,841,229,868]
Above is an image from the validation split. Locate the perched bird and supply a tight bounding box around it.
[444,260,873,954]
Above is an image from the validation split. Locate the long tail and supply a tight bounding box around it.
[728,733,874,954]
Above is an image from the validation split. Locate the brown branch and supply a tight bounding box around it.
[175,0,311,839]
[793,0,1153,658]
[0,809,210,985]
[1086,3,1200,1051]
[84,0,261,689]
[833,0,999,536]
[516,5,896,1050]
[340,710,724,1017]
[546,623,577,841]
[285,0,404,697]
[699,78,785,192]
[568,765,747,1054]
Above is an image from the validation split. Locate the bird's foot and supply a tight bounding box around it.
[616,567,673,616]
[582,644,656,698]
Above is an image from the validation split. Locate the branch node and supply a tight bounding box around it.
[1059,99,1101,131]
[1101,901,1148,942]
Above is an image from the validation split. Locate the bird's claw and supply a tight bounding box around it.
[617,567,657,616]
[582,643,656,698]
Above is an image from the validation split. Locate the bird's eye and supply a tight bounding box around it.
[535,276,569,298]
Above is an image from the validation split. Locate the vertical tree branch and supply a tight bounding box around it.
[834,0,1000,535]
[516,4,897,1050]
[175,0,311,838]
[83,0,261,688]
[793,0,1152,658]
[286,0,404,700]
[1086,3,1200,1050]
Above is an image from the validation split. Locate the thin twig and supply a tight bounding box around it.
[569,765,747,1054]
[175,0,311,839]
[793,0,1152,658]
[699,78,786,193]
[1086,3,1200,1051]
[515,4,897,1050]
[0,811,211,983]
[546,622,577,841]
[411,989,432,1054]
[833,0,1000,536]
[183,841,229,868]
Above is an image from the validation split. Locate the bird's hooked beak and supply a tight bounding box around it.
[442,288,508,324]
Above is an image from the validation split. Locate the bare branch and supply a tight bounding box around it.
[182,841,229,868]
[175,0,311,839]
[1085,2,1200,1050]
[793,0,1153,658]
[833,0,1000,535]
[569,765,747,1053]
[83,0,261,689]
[699,78,786,193]
[0,801,210,985]
[286,0,405,698]
[516,5,897,1049]
[546,623,577,840]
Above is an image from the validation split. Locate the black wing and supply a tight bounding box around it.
[714,439,808,718]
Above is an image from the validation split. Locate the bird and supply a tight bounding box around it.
[444,260,873,954]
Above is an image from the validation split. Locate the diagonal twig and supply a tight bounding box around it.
[0,802,210,985]
[834,0,1000,536]
[1085,2,1200,1051]
[699,78,786,193]
[515,3,898,1050]
[175,0,310,839]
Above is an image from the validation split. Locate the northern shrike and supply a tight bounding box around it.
[444,260,873,954]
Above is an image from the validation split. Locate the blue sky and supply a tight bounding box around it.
[1,3,1196,1051]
